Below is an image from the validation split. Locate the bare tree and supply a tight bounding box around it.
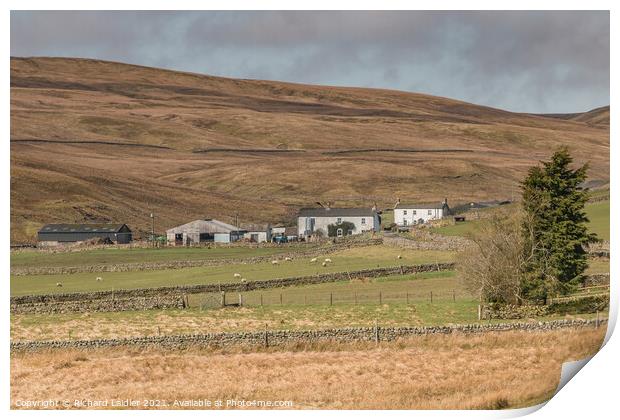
[457,210,526,304]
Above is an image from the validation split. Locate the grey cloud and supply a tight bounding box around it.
[10,10,609,113]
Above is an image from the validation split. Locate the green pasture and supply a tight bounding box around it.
[10,246,455,296]
[586,200,610,241]
[10,245,298,269]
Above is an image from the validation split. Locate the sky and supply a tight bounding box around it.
[10,10,610,114]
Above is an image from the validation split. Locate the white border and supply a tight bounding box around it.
[3,2,616,419]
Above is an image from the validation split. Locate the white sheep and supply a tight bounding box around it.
[284,257,292,262]
[322,262,327,267]
[271,260,279,265]
[56,282,63,287]
[96,276,103,282]
[241,278,247,283]
[324,258,332,263]
[397,255,402,260]
[233,273,241,278]
[310,257,318,263]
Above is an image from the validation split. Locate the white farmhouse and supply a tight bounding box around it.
[297,207,380,239]
[394,199,450,227]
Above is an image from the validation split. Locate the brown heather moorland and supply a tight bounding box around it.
[10,57,609,243]
[11,327,605,409]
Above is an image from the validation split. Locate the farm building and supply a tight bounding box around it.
[272,226,298,242]
[297,207,380,239]
[37,223,132,245]
[242,224,272,243]
[166,219,245,245]
[394,199,450,226]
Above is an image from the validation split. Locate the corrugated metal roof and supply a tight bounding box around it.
[298,208,377,217]
[38,223,129,234]
[166,219,242,234]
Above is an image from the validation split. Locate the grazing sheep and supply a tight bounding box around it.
[397,255,402,260]
[310,257,318,263]
[233,273,242,278]
[284,257,292,262]
[56,282,63,287]
[324,258,332,263]
[271,260,279,265]
[95,276,103,282]
[241,278,247,283]
[322,262,327,267]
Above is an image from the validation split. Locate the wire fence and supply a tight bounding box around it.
[188,288,471,310]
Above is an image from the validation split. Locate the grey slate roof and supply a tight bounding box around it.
[394,202,447,210]
[298,208,377,217]
[38,223,130,234]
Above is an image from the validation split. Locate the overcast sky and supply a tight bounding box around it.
[10,10,609,113]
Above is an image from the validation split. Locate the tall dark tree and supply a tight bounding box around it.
[520,147,597,301]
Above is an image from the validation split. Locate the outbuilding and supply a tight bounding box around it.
[166,219,245,246]
[37,223,132,245]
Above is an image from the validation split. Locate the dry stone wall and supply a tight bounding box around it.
[382,233,470,251]
[10,318,606,352]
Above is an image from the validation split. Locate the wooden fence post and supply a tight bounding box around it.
[478,304,482,320]
[239,293,243,306]
[430,291,433,303]
[374,319,379,344]
[330,292,333,306]
[280,293,283,305]
[221,292,225,308]
[453,290,456,302]
[264,324,269,348]
[260,294,263,307]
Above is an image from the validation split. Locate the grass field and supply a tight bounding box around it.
[10,246,455,296]
[10,270,608,342]
[10,246,299,269]
[586,200,610,241]
[10,327,606,409]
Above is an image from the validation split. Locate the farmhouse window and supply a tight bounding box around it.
[403,210,408,215]
[337,217,342,224]
[428,210,432,215]
[412,210,417,215]
[361,218,366,224]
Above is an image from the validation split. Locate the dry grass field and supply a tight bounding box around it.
[10,57,609,242]
[10,327,606,409]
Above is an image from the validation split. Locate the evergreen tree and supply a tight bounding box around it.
[520,147,597,301]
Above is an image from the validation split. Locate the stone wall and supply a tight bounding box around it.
[10,263,455,313]
[583,273,610,287]
[10,318,606,352]
[11,295,187,315]
[383,232,471,251]
[482,294,610,319]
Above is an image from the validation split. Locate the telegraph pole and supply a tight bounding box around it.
[150,212,155,247]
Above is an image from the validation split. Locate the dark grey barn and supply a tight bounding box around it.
[37,223,132,244]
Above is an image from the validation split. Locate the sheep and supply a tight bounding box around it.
[95,276,103,282]
[233,273,242,278]
[397,255,402,260]
[322,262,327,267]
[324,258,332,263]
[56,282,63,287]
[241,278,247,283]
[284,257,292,262]
[310,257,318,263]
[271,260,279,265]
